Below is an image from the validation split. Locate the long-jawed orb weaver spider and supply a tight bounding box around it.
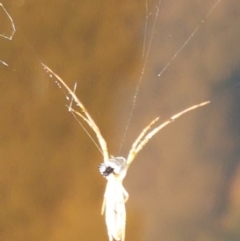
[42,63,209,241]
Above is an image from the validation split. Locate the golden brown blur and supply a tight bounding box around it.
[1,0,240,240]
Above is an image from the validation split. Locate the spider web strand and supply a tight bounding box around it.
[118,0,162,155]
[158,0,223,77]
[69,110,104,155]
[0,3,16,40]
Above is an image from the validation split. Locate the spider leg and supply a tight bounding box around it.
[127,101,210,166]
[42,63,109,161]
[129,117,159,154]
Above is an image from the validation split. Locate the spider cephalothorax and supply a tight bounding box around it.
[99,157,127,177]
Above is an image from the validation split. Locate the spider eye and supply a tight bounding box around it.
[99,163,114,177]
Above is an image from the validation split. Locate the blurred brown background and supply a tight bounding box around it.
[1,0,240,240]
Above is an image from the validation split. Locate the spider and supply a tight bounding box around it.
[42,63,209,241]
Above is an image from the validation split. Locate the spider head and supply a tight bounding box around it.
[99,157,127,177]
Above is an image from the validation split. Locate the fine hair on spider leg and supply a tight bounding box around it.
[42,63,210,241]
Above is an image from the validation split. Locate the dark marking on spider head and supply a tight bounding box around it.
[99,164,114,176]
[99,157,127,177]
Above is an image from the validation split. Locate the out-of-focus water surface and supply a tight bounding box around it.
[1,0,240,240]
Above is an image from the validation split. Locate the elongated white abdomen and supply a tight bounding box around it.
[104,178,127,241]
